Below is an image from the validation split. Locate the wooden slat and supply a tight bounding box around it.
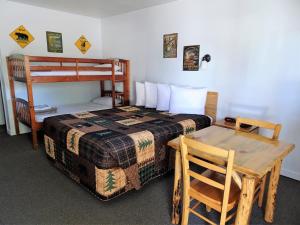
[13,77,27,82]
[232,171,242,189]
[184,137,228,158]
[187,155,226,174]
[30,66,112,71]
[236,117,279,130]
[236,117,282,140]
[188,170,225,190]
[30,75,124,83]
[124,60,130,105]
[205,91,218,122]
[28,55,114,64]
[189,208,217,225]
[220,150,235,224]
[225,211,237,222]
[111,62,116,107]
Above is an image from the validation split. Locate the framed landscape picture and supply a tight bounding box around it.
[183,45,200,71]
[163,33,178,58]
[46,31,63,53]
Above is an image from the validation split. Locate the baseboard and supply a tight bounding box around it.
[281,168,300,181]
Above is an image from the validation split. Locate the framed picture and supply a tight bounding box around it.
[46,31,63,53]
[183,45,200,71]
[163,33,178,58]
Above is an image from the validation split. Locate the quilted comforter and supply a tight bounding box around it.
[44,106,211,200]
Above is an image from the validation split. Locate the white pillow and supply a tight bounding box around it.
[169,85,208,114]
[156,83,171,111]
[91,96,121,106]
[94,64,121,71]
[145,82,158,108]
[135,82,146,106]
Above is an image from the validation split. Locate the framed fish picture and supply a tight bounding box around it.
[46,31,63,53]
[163,33,178,58]
[183,45,200,71]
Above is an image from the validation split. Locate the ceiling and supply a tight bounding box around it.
[9,0,177,18]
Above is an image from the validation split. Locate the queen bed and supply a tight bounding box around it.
[43,92,218,201]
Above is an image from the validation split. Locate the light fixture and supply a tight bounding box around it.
[200,54,211,69]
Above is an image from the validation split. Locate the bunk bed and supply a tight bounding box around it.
[7,55,130,150]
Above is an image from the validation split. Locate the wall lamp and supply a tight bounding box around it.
[200,54,211,69]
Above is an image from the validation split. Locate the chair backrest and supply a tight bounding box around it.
[236,117,282,140]
[180,135,235,225]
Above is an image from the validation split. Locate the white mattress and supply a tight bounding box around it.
[31,71,124,76]
[35,103,111,122]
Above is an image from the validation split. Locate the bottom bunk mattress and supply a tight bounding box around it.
[43,106,211,200]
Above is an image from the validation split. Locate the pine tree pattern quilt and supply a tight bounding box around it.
[43,106,211,200]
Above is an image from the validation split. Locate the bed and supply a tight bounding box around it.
[44,106,212,200]
[7,55,130,149]
[43,92,218,201]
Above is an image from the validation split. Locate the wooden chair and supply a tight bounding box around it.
[235,117,282,207]
[180,135,240,225]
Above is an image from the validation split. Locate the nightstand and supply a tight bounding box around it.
[214,119,259,134]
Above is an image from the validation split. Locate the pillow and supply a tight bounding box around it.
[145,82,158,108]
[135,82,146,106]
[91,96,121,106]
[156,83,171,111]
[169,85,208,114]
[94,64,121,71]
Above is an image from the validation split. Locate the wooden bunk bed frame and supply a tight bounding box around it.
[7,55,130,150]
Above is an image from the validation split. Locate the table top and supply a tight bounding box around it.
[214,119,258,133]
[168,126,295,178]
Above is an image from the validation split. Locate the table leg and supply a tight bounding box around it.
[258,175,267,208]
[265,160,282,223]
[235,176,256,225]
[172,150,182,225]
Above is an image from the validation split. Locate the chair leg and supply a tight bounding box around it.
[181,195,190,225]
[32,129,39,150]
[206,205,212,213]
[258,175,267,208]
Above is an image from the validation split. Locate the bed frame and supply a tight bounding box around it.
[7,55,130,150]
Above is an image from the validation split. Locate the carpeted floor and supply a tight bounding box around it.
[0,129,299,225]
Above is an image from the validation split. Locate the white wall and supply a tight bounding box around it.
[102,0,300,180]
[0,0,103,134]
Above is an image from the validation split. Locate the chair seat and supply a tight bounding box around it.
[190,170,241,212]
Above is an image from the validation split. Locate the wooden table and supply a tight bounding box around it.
[168,126,295,225]
[214,119,259,134]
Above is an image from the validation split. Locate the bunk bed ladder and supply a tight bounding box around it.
[100,59,130,107]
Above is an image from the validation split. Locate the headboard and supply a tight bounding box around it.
[205,91,218,122]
